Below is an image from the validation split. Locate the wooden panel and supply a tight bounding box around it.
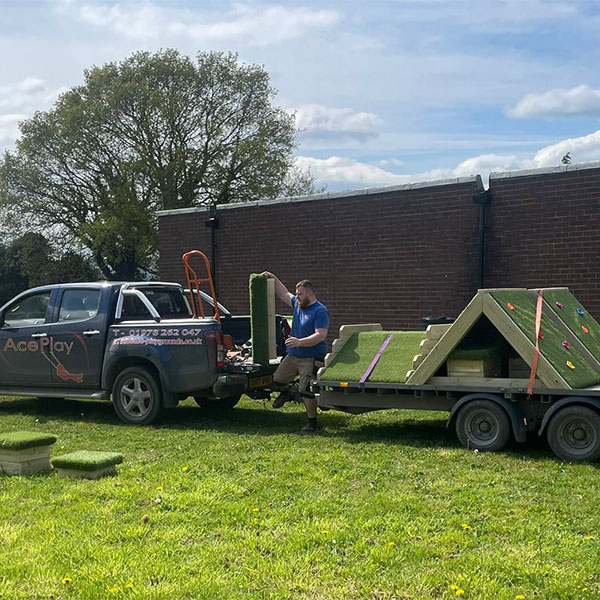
[482,293,570,389]
[406,293,484,385]
[418,338,437,355]
[426,324,451,340]
[429,376,542,388]
[338,323,382,339]
[331,338,348,354]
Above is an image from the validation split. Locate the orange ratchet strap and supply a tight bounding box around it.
[528,290,543,396]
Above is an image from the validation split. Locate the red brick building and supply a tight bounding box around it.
[158,162,600,336]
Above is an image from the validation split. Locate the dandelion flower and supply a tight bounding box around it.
[461,523,473,531]
[156,486,163,492]
[584,536,595,541]
[515,595,525,599]
[321,530,330,535]
[61,577,73,585]
[182,465,189,472]
[450,585,459,591]
[387,541,396,547]
[455,589,465,597]
[125,583,134,590]
[253,518,259,523]
[252,507,259,512]
[109,586,120,594]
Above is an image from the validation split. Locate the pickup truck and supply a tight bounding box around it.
[0,281,273,425]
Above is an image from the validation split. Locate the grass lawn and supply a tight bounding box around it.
[0,395,599,600]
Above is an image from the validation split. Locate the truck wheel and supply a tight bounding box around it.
[547,405,600,462]
[193,394,241,411]
[455,400,511,452]
[112,366,163,425]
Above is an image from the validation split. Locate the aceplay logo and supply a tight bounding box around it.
[3,337,74,355]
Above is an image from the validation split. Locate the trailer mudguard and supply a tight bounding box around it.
[538,396,600,436]
[446,393,527,443]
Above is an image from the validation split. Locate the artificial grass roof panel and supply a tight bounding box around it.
[52,451,123,471]
[489,290,600,389]
[249,273,269,365]
[542,289,600,363]
[0,431,57,450]
[321,331,425,383]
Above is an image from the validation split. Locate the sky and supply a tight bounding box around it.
[2,0,600,193]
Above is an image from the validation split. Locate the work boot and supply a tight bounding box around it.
[272,389,291,409]
[300,418,319,434]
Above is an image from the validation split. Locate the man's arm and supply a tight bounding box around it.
[285,328,328,348]
[261,271,293,307]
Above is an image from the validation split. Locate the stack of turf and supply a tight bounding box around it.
[249,273,273,365]
[321,331,425,384]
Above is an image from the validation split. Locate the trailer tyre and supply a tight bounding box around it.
[112,366,163,425]
[455,400,511,452]
[547,405,600,462]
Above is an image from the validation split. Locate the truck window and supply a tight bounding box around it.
[121,288,192,320]
[3,291,51,327]
[58,289,101,322]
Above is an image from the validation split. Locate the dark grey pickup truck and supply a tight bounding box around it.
[0,281,267,425]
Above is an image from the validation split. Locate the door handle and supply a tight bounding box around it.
[31,332,48,338]
[83,330,100,336]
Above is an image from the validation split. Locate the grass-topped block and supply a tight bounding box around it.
[0,431,57,476]
[321,331,425,384]
[52,451,123,480]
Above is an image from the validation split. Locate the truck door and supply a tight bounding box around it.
[0,290,53,386]
[47,287,107,387]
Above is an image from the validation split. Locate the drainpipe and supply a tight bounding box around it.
[472,191,492,289]
[204,202,219,293]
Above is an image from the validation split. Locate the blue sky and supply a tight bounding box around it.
[2,0,600,192]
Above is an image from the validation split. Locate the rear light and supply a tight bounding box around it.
[223,334,233,350]
[206,331,226,368]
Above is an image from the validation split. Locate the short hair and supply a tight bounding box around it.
[295,279,315,293]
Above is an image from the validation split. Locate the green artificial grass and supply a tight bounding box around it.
[543,289,600,363]
[52,451,123,472]
[321,331,425,383]
[249,273,270,365]
[489,291,600,389]
[448,345,501,361]
[0,431,57,450]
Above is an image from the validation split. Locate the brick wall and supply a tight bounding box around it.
[158,162,600,334]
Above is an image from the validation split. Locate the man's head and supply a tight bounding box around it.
[295,280,316,308]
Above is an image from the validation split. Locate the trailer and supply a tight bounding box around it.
[315,288,600,462]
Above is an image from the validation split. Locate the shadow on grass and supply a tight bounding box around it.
[0,396,573,462]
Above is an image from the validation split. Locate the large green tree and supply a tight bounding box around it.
[0,50,318,279]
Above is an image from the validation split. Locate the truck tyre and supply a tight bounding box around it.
[455,399,511,452]
[193,394,242,411]
[112,366,163,425]
[547,405,600,462]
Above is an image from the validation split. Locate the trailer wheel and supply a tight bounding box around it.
[193,394,241,411]
[547,405,600,462]
[455,400,511,452]
[112,366,163,425]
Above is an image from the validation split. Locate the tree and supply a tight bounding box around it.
[0,233,99,306]
[0,50,320,279]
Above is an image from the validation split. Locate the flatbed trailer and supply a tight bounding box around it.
[315,288,600,462]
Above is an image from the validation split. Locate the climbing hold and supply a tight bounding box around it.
[566,361,576,370]
[507,302,515,311]
[556,302,564,309]
[577,308,585,316]
[582,326,590,334]
[562,341,570,350]
[539,332,545,340]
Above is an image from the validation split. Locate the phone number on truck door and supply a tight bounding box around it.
[123,328,205,337]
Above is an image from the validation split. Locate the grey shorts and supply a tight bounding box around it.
[273,354,323,393]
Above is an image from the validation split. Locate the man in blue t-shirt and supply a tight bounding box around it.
[262,272,329,433]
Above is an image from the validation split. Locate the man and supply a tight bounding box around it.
[262,272,329,433]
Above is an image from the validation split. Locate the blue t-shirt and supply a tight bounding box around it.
[288,296,329,358]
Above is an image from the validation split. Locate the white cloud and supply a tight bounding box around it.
[507,84,600,119]
[60,1,339,46]
[531,130,600,166]
[0,77,47,111]
[0,114,26,145]
[292,104,382,141]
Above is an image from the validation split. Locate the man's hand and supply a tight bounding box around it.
[285,336,302,348]
[261,271,273,278]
